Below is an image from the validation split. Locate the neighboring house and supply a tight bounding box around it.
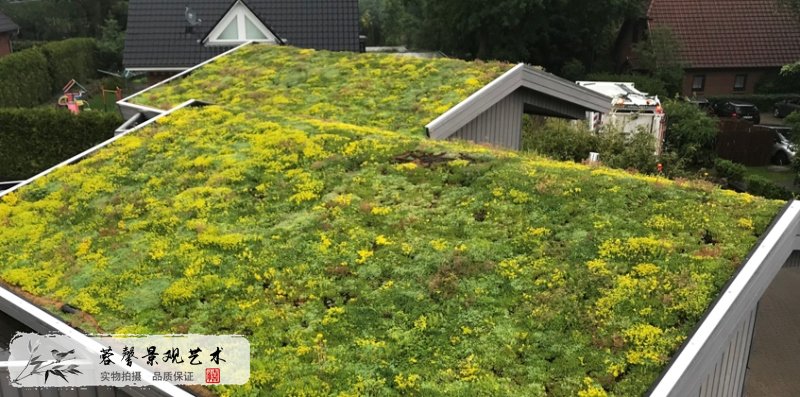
[0,11,19,58]
[123,0,361,82]
[615,0,800,96]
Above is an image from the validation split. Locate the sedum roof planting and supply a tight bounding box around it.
[131,45,512,135]
[0,44,785,396]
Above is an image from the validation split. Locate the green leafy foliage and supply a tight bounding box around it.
[744,175,793,200]
[0,48,51,107]
[41,38,98,92]
[358,0,646,73]
[662,100,719,169]
[0,108,120,180]
[0,0,126,40]
[522,117,599,162]
[713,159,746,183]
[632,27,684,96]
[522,118,657,173]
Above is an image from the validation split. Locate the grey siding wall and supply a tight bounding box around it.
[697,307,756,397]
[448,88,589,150]
[450,93,522,149]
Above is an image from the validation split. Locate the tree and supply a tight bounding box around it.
[632,27,684,95]
[358,0,648,72]
[662,100,718,169]
[0,0,127,41]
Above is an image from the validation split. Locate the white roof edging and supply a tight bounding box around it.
[649,200,800,396]
[0,99,198,200]
[0,285,195,397]
[425,63,525,139]
[425,63,613,140]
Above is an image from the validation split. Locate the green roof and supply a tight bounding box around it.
[0,45,784,396]
[132,45,512,135]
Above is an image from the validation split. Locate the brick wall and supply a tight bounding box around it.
[682,68,773,96]
[0,33,11,58]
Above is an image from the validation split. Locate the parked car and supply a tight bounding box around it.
[773,99,800,118]
[760,125,796,165]
[714,101,761,124]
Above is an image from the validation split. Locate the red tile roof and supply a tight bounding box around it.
[647,0,800,68]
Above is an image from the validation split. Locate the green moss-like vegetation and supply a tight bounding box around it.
[0,44,785,396]
[132,44,511,135]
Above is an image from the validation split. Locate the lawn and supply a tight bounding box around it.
[0,44,786,396]
[745,166,798,192]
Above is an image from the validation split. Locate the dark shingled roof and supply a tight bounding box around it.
[0,11,19,34]
[647,0,800,69]
[123,0,360,70]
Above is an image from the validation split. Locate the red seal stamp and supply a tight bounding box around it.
[205,368,221,384]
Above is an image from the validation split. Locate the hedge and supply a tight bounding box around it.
[0,38,98,108]
[743,174,793,200]
[0,108,121,180]
[708,94,800,112]
[41,38,98,92]
[0,48,51,107]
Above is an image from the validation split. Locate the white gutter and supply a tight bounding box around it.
[649,200,800,396]
[425,63,525,136]
[0,286,194,397]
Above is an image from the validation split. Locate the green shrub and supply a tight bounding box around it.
[584,72,669,98]
[744,174,792,200]
[41,38,98,92]
[0,48,52,107]
[522,117,657,173]
[522,117,599,162]
[11,40,47,52]
[0,108,121,180]
[662,100,718,169]
[714,159,746,182]
[601,128,658,173]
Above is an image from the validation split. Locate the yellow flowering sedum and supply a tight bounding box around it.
[0,45,786,396]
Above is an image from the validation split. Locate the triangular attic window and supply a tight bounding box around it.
[205,0,278,46]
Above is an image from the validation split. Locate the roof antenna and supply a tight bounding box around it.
[185,6,202,34]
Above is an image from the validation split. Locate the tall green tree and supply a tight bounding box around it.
[359,0,648,73]
[0,0,127,40]
[632,27,684,95]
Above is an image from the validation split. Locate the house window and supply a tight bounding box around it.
[734,74,747,91]
[204,0,278,46]
[692,75,705,91]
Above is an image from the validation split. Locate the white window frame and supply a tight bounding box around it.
[204,0,278,46]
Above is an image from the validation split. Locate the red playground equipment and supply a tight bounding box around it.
[58,79,90,114]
